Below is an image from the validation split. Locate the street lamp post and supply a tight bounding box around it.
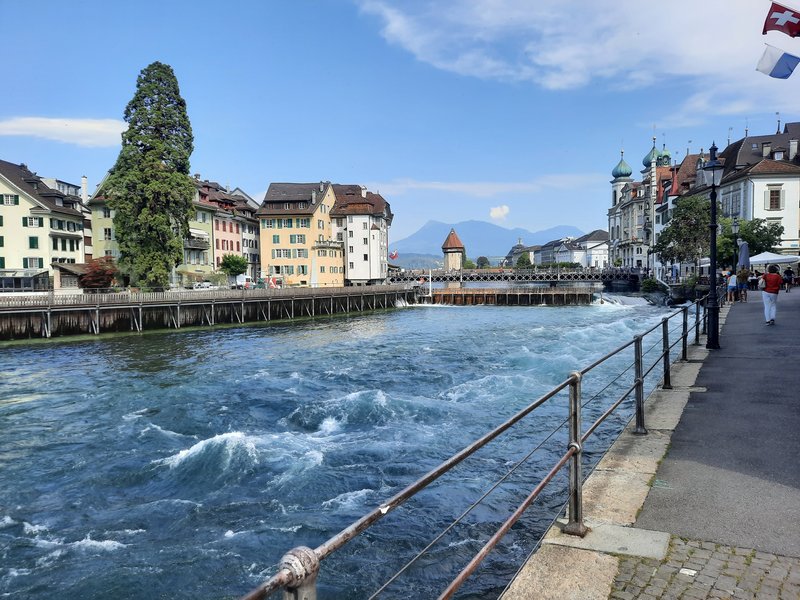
[731,217,740,273]
[704,143,724,349]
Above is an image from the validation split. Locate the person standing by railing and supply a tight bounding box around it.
[760,265,783,325]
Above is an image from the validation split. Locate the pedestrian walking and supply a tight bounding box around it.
[782,266,794,292]
[760,265,783,325]
[727,271,737,302]
[737,268,749,302]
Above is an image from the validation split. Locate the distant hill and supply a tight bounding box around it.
[390,220,585,260]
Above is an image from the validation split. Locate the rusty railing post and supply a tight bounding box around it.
[563,371,588,537]
[281,547,319,600]
[661,319,672,390]
[633,335,648,435]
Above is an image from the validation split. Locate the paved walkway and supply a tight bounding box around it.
[503,289,800,600]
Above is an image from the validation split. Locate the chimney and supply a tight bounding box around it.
[762,142,771,157]
[311,190,317,203]
[790,139,798,160]
[81,175,88,202]
[194,173,200,180]
[319,181,324,192]
[361,186,367,198]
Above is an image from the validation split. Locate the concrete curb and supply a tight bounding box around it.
[501,304,728,600]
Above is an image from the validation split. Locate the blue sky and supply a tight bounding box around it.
[1,0,798,241]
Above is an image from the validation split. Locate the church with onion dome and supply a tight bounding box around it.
[607,139,674,271]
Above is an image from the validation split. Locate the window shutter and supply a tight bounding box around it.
[39,258,44,269]
[23,258,28,268]
[781,189,786,209]
[764,190,770,210]
[22,217,28,227]
[271,249,275,259]
[292,249,298,259]
[14,195,19,205]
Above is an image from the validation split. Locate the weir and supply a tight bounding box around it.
[0,285,417,340]
[426,286,601,306]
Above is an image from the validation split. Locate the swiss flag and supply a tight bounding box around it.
[763,2,800,36]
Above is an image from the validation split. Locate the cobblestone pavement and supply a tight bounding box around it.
[610,537,800,600]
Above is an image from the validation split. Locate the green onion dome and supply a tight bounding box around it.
[612,152,633,178]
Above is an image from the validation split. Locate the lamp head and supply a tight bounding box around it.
[703,142,724,186]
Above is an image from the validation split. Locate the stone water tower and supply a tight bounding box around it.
[442,228,465,271]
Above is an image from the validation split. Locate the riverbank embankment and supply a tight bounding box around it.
[503,290,800,599]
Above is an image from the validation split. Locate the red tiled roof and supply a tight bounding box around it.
[442,228,465,251]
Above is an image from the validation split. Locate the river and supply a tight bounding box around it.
[0,297,673,599]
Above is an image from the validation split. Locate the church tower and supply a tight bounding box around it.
[609,150,633,265]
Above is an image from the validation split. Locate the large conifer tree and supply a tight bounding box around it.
[106,61,195,288]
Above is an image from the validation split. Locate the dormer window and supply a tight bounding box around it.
[774,151,784,160]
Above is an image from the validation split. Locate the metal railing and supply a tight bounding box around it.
[238,295,713,600]
[0,284,416,310]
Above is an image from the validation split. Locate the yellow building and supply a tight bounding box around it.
[87,186,118,261]
[257,182,344,287]
[0,159,85,275]
[174,199,215,286]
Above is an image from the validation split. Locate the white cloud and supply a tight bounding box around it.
[0,117,126,147]
[490,204,510,221]
[358,1,799,124]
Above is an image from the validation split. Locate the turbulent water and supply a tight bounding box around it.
[0,297,674,599]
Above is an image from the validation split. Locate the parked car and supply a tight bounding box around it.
[192,281,217,290]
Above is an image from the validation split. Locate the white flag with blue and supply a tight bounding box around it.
[756,43,800,78]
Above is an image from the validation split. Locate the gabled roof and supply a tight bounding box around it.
[441,228,465,251]
[540,237,573,250]
[0,159,82,217]
[672,153,701,195]
[256,182,332,217]
[722,158,800,183]
[330,184,393,224]
[576,229,609,243]
[720,122,800,175]
[556,240,582,251]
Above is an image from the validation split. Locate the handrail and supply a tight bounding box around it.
[238,295,710,600]
[0,284,415,309]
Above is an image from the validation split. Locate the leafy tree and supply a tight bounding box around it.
[640,277,666,293]
[476,256,490,269]
[463,258,476,269]
[717,217,784,268]
[105,61,195,289]
[219,253,248,279]
[516,254,532,268]
[652,195,712,266]
[79,257,118,289]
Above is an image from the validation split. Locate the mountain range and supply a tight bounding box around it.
[390,220,585,266]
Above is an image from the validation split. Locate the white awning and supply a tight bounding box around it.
[189,228,209,238]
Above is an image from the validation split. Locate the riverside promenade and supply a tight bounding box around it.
[503,289,800,599]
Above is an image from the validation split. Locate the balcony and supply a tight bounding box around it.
[185,238,210,250]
